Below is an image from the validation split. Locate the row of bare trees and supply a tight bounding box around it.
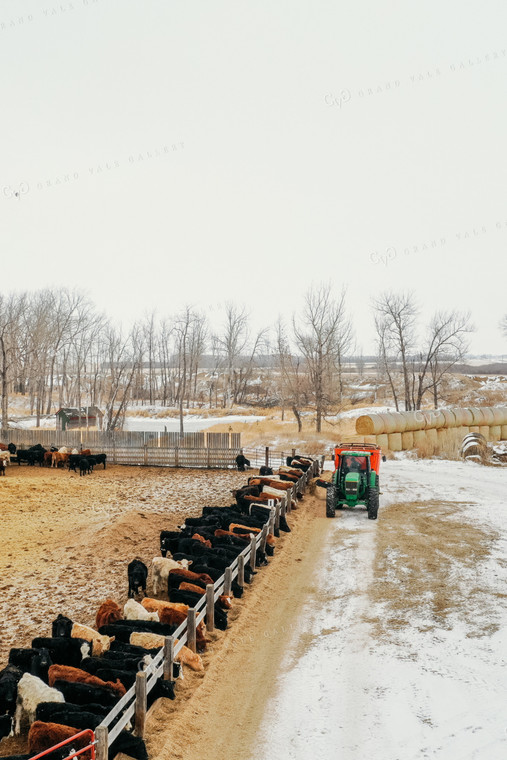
[0,285,477,432]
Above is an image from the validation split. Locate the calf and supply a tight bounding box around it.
[35,701,109,723]
[51,680,118,708]
[128,558,148,598]
[14,673,64,735]
[8,648,52,683]
[32,637,91,668]
[96,599,123,629]
[48,664,126,698]
[151,556,192,595]
[167,568,214,591]
[70,621,114,656]
[79,457,91,476]
[28,721,92,760]
[124,598,159,622]
[0,664,23,717]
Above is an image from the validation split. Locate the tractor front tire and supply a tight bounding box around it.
[367,488,379,520]
[326,485,336,518]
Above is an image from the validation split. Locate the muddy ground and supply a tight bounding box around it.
[0,464,248,667]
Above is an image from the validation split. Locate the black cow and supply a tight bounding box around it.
[8,647,52,683]
[0,664,23,716]
[31,637,91,668]
[0,714,13,742]
[259,465,273,475]
[51,679,119,708]
[51,614,73,638]
[169,588,228,630]
[128,559,148,598]
[68,454,81,472]
[79,457,91,476]
[235,453,251,471]
[35,701,109,723]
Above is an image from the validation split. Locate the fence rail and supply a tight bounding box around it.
[1,429,241,450]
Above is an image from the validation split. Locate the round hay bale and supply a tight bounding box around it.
[426,428,438,447]
[469,407,484,426]
[490,407,506,426]
[479,426,490,441]
[356,414,383,435]
[413,429,427,447]
[378,412,400,434]
[459,408,474,426]
[408,410,428,431]
[441,409,457,428]
[388,432,402,451]
[461,432,487,460]
[470,426,480,433]
[489,425,502,442]
[480,408,495,426]
[401,431,414,450]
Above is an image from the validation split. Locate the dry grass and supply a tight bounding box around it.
[204,414,360,452]
[364,500,501,640]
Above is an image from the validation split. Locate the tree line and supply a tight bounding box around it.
[0,286,476,432]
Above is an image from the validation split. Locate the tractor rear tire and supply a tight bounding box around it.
[326,486,336,518]
[367,488,379,520]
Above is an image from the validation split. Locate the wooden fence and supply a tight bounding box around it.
[1,430,241,469]
[1,429,241,450]
[92,460,320,756]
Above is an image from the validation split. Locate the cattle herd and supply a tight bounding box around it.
[0,444,107,476]
[0,453,319,760]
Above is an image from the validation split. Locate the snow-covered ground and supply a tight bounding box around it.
[7,413,264,432]
[253,460,507,760]
[122,414,264,432]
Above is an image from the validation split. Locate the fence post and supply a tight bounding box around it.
[260,524,268,552]
[95,725,108,760]
[268,507,275,537]
[207,446,211,468]
[238,554,245,588]
[265,446,269,467]
[143,445,148,466]
[187,608,197,653]
[163,636,174,681]
[224,567,232,596]
[292,447,296,458]
[206,585,215,632]
[249,535,257,572]
[175,446,179,468]
[274,503,280,535]
[134,671,147,738]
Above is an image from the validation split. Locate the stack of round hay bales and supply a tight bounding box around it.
[355,406,507,452]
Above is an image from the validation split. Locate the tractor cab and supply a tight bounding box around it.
[326,443,384,520]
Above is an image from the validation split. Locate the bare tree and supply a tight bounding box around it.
[373,292,417,411]
[0,292,26,428]
[103,324,143,432]
[275,319,308,431]
[293,284,351,432]
[415,311,473,409]
[218,303,250,408]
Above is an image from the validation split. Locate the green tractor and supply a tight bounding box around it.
[322,443,385,520]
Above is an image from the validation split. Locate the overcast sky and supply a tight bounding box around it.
[2,0,506,356]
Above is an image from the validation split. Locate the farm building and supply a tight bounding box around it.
[56,406,104,431]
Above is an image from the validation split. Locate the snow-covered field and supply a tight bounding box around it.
[253,460,507,760]
[122,414,264,432]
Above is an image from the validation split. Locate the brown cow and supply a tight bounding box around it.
[28,722,93,760]
[96,599,123,629]
[48,664,126,697]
